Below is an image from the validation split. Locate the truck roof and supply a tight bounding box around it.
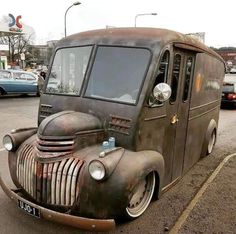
[59,27,224,63]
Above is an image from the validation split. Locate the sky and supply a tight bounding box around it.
[0,0,235,48]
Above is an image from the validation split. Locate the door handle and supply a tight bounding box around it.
[171,114,179,124]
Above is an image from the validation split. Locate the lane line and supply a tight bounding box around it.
[0,148,5,152]
[169,153,236,234]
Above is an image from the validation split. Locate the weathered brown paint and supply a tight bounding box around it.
[0,28,225,229]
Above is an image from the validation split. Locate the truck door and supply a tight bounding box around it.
[166,49,195,182]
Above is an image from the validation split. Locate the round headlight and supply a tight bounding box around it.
[3,135,13,151]
[88,160,106,181]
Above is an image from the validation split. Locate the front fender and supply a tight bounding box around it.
[76,150,164,219]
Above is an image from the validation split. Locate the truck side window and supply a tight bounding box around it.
[170,54,181,103]
[182,57,194,101]
[149,50,170,106]
[156,50,170,84]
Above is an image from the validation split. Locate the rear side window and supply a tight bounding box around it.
[183,57,194,101]
[222,83,235,93]
[170,54,181,103]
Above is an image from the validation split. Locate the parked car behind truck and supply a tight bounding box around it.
[221,73,236,107]
[0,28,225,231]
[0,69,44,96]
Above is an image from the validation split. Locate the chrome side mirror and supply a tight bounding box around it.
[153,83,171,102]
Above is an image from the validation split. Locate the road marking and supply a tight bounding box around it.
[169,153,236,234]
[0,148,5,152]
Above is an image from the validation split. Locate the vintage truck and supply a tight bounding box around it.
[0,28,225,231]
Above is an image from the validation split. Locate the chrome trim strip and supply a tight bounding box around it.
[190,99,220,111]
[38,139,75,146]
[189,105,220,121]
[144,114,167,121]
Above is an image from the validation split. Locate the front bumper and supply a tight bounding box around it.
[0,174,115,232]
[221,99,236,105]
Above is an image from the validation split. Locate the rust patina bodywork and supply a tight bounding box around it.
[0,28,225,230]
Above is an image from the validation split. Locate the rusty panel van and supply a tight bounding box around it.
[0,28,225,231]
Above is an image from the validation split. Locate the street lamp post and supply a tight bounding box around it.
[134,13,157,27]
[64,1,81,37]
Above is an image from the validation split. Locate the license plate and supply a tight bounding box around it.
[18,200,40,218]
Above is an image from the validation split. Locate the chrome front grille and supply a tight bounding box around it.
[36,137,75,157]
[17,144,83,206]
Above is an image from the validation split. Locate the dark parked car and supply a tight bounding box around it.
[0,69,43,96]
[221,74,236,107]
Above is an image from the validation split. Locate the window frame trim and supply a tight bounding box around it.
[83,44,153,106]
[44,44,94,97]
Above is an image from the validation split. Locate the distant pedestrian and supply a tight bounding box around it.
[40,71,46,80]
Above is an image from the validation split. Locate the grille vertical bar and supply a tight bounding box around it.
[60,158,74,205]
[17,144,83,206]
[65,158,80,206]
[55,160,68,205]
[51,162,60,205]
[47,163,53,204]
[42,163,48,203]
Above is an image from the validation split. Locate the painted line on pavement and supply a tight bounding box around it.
[169,153,236,234]
[0,148,5,152]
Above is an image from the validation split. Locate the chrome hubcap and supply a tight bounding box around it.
[208,131,216,154]
[126,172,155,218]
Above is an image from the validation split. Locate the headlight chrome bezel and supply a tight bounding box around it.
[88,160,106,181]
[3,134,14,151]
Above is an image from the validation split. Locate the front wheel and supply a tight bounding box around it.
[125,171,155,219]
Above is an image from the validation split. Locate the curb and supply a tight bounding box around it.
[169,152,236,234]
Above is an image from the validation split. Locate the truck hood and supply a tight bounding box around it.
[38,111,102,137]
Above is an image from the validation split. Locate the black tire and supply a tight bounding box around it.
[0,88,5,96]
[124,171,155,220]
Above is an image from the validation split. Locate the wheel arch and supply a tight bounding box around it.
[124,150,165,201]
[0,86,7,95]
[76,149,165,219]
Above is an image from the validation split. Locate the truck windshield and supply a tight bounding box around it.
[46,46,92,95]
[85,46,151,104]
